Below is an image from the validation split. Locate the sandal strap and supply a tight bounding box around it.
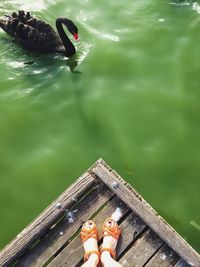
[84,250,100,262]
[81,228,98,243]
[103,218,121,240]
[103,226,121,240]
[100,247,116,259]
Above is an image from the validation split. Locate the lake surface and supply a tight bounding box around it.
[0,0,200,252]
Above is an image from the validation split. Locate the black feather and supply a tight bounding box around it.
[0,10,78,57]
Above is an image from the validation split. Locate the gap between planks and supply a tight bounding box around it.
[14,182,114,267]
[0,172,95,267]
[47,196,131,266]
[92,160,200,267]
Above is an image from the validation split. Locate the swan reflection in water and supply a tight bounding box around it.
[23,55,80,73]
[66,56,81,73]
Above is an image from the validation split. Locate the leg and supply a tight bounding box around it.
[80,220,100,267]
[81,254,99,267]
[101,252,122,267]
[100,218,123,267]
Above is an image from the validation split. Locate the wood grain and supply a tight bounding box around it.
[0,172,95,267]
[174,259,191,267]
[48,195,130,267]
[144,243,180,267]
[1,158,199,267]
[119,229,163,267]
[15,183,113,267]
[116,212,147,259]
[92,159,200,267]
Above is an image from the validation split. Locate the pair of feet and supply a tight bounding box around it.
[80,218,122,267]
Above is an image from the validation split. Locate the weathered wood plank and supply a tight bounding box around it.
[48,196,130,267]
[1,158,199,267]
[0,172,95,267]
[144,244,180,267]
[119,229,164,267]
[15,183,114,267]
[116,212,147,259]
[92,159,200,267]
[174,259,191,267]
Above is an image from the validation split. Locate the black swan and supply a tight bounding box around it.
[0,10,79,57]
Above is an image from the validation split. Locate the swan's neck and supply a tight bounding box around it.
[56,18,76,57]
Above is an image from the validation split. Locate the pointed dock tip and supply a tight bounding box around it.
[96,157,105,164]
[93,158,111,171]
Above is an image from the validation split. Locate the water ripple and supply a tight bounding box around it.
[75,41,92,63]
[0,0,46,12]
[81,22,119,42]
[170,0,200,13]
[78,11,119,42]
[192,2,200,14]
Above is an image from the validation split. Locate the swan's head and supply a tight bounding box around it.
[67,19,79,41]
[59,18,79,41]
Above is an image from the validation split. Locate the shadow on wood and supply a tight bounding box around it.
[0,159,199,267]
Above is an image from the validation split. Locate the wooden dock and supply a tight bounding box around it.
[0,159,200,267]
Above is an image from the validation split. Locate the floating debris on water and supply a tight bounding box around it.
[59,231,64,236]
[158,18,165,22]
[111,207,122,221]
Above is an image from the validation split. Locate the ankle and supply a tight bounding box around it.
[88,253,99,264]
[101,251,111,263]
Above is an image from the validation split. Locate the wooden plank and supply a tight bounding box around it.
[116,212,147,259]
[0,172,95,267]
[15,183,114,267]
[144,244,180,267]
[92,159,200,267]
[48,195,130,267]
[119,229,164,267]
[174,259,191,267]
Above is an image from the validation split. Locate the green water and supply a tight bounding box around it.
[0,0,200,253]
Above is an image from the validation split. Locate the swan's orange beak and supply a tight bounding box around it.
[73,33,79,41]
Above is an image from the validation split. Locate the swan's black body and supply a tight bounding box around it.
[0,11,78,57]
